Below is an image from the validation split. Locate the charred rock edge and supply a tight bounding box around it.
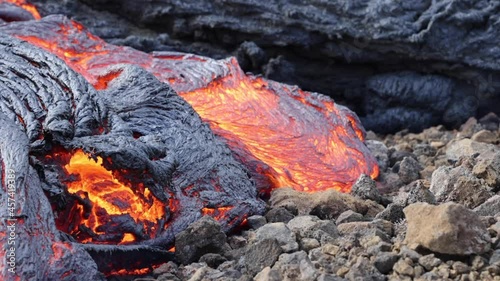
[0,34,264,278]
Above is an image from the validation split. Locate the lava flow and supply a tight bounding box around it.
[0,0,40,19]
[2,14,379,193]
[59,150,166,244]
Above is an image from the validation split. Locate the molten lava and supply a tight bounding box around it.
[63,150,165,243]
[5,15,379,194]
[1,0,40,19]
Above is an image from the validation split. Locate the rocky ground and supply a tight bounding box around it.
[125,112,500,281]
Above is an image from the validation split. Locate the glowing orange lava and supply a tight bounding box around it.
[6,16,379,193]
[1,0,41,19]
[63,150,165,243]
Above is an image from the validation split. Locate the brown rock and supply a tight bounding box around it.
[269,188,384,220]
[473,152,500,189]
[446,138,499,162]
[430,165,492,208]
[403,202,491,255]
[471,130,497,144]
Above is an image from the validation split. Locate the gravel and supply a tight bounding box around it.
[141,113,500,281]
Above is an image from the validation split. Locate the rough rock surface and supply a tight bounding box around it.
[270,187,384,220]
[175,216,229,265]
[404,202,491,255]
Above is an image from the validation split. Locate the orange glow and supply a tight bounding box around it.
[182,70,379,192]
[201,206,233,220]
[50,242,73,266]
[107,268,150,277]
[63,150,165,243]
[9,17,379,193]
[2,0,41,20]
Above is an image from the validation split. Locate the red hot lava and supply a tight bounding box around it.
[3,15,379,194]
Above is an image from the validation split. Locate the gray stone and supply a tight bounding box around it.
[374,252,399,274]
[418,254,442,271]
[473,152,500,190]
[473,195,500,216]
[398,156,423,184]
[366,140,390,172]
[247,215,267,230]
[393,259,415,276]
[199,253,227,269]
[157,273,180,281]
[394,180,436,207]
[366,242,392,256]
[452,261,470,274]
[336,210,366,225]
[345,256,386,281]
[446,139,500,162]
[254,222,298,252]
[430,164,492,208]
[153,261,179,277]
[490,249,500,265]
[287,215,339,241]
[351,174,388,205]
[265,207,295,223]
[254,267,281,281]
[270,188,384,220]
[404,202,491,255]
[399,246,422,262]
[273,251,318,281]
[299,238,320,252]
[175,216,229,265]
[337,221,392,242]
[244,238,282,276]
[375,203,405,223]
[316,273,347,281]
[471,130,497,144]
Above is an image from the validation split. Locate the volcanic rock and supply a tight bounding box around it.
[375,203,405,223]
[399,246,422,263]
[430,163,492,208]
[473,195,500,216]
[244,238,282,276]
[247,215,267,230]
[398,156,423,184]
[254,267,281,281]
[175,216,229,265]
[337,221,391,243]
[418,254,442,271]
[345,256,386,281]
[374,252,399,274]
[403,202,491,255]
[366,140,390,172]
[351,174,389,205]
[299,238,320,253]
[335,210,366,225]
[265,207,295,223]
[393,259,414,277]
[253,222,299,253]
[199,253,227,269]
[446,138,500,162]
[479,113,500,131]
[272,251,318,281]
[472,152,500,190]
[395,180,436,206]
[286,215,339,243]
[270,188,384,220]
[472,130,498,144]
